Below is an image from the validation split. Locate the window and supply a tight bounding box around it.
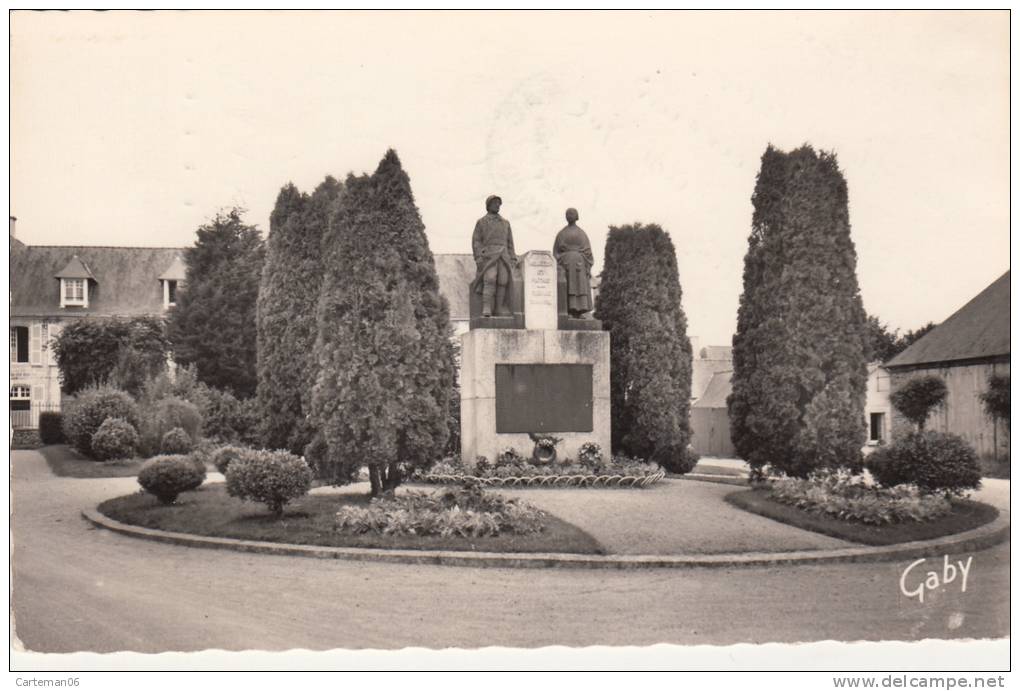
[163,279,179,308]
[64,279,84,301]
[9,385,30,411]
[10,327,28,363]
[869,412,886,443]
[61,278,87,307]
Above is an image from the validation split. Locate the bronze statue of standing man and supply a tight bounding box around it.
[554,207,594,317]
[471,194,518,317]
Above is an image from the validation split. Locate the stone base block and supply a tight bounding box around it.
[460,328,611,468]
[558,316,603,331]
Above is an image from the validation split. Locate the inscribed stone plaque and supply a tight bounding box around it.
[520,251,558,330]
[495,364,593,433]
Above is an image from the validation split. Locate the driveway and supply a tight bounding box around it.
[10,449,1010,659]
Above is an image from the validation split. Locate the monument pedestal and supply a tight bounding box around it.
[459,328,611,467]
[460,250,611,468]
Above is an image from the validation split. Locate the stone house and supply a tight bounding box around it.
[9,219,474,428]
[885,270,1010,461]
[9,228,187,427]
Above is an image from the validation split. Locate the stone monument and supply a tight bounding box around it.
[460,201,611,467]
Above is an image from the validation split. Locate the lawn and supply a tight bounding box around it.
[38,444,147,478]
[726,489,999,546]
[98,484,606,555]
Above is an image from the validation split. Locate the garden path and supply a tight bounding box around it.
[495,479,853,555]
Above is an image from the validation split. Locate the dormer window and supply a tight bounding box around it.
[163,279,179,309]
[55,254,95,309]
[158,254,187,310]
[61,278,88,308]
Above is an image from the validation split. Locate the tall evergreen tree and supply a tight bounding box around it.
[594,223,694,473]
[256,177,342,453]
[310,151,455,495]
[167,208,265,398]
[728,145,869,478]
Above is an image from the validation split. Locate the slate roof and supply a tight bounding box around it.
[692,370,733,409]
[158,254,188,281]
[11,245,478,321]
[11,246,188,317]
[886,271,1010,369]
[698,345,733,361]
[54,255,97,280]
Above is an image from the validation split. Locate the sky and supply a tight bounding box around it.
[10,11,1010,345]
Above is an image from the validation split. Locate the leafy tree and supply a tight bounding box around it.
[897,322,936,352]
[594,223,694,472]
[53,316,170,396]
[728,145,869,478]
[310,150,456,496]
[981,374,1010,427]
[865,315,899,363]
[167,208,265,398]
[890,375,947,431]
[864,316,938,363]
[257,178,342,453]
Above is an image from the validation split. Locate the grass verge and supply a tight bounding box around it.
[11,430,42,450]
[725,489,998,546]
[98,484,606,555]
[39,444,146,478]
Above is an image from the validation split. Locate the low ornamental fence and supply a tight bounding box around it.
[420,469,666,488]
[9,402,61,430]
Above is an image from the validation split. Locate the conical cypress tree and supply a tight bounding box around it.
[256,178,341,453]
[168,208,264,398]
[311,151,455,495]
[594,223,694,473]
[728,145,869,478]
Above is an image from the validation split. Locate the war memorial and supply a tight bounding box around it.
[460,197,611,466]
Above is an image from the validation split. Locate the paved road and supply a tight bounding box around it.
[11,449,1009,656]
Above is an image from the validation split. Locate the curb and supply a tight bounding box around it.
[82,506,1010,570]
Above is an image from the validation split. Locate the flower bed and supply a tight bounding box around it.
[765,469,953,525]
[335,485,545,537]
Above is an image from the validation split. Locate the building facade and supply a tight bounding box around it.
[885,271,1010,461]
[9,232,187,427]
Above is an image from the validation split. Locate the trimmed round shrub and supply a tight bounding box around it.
[38,411,65,445]
[226,449,312,516]
[890,376,947,431]
[139,396,203,457]
[137,454,205,504]
[156,396,203,440]
[161,427,194,455]
[62,386,141,458]
[651,442,698,475]
[981,374,1010,424]
[212,444,248,475]
[866,431,981,496]
[187,439,213,480]
[90,417,139,461]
